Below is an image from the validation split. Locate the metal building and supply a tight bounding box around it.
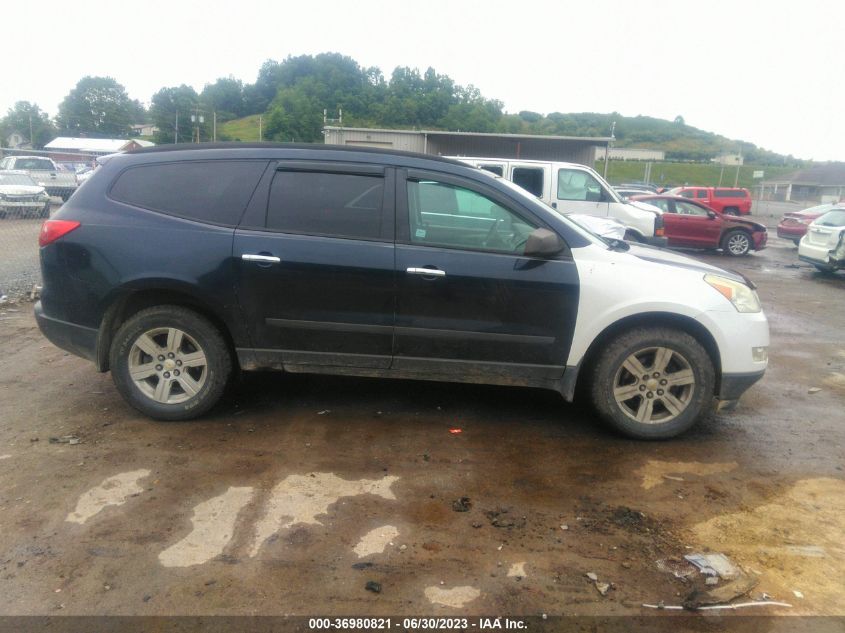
[323,126,611,166]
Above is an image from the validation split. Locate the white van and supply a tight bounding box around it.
[452,157,666,246]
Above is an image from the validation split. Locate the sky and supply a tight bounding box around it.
[2,0,843,160]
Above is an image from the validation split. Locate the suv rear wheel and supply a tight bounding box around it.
[110,306,232,420]
[589,327,714,439]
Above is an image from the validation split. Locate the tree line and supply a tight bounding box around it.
[0,52,804,166]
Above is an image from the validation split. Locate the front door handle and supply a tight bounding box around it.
[406,267,446,278]
[242,253,281,264]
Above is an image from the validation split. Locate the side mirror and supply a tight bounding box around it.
[707,211,717,219]
[524,228,564,257]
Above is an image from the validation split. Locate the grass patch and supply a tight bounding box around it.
[218,114,263,142]
[597,160,796,189]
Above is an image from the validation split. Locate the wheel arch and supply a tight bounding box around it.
[565,311,722,401]
[95,281,239,372]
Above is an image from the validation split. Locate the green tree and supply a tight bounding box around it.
[201,76,246,120]
[56,76,136,137]
[264,84,323,142]
[149,85,209,144]
[0,101,56,148]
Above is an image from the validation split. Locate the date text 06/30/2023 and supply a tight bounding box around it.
[308,617,529,629]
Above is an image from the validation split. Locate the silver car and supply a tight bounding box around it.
[0,171,52,219]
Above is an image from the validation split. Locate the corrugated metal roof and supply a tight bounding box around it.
[763,164,845,186]
[44,137,141,152]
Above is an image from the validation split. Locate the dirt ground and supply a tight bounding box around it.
[0,206,843,619]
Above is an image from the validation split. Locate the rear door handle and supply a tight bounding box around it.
[242,253,281,264]
[406,267,446,277]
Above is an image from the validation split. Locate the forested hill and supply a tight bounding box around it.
[4,50,798,165]
[200,53,799,165]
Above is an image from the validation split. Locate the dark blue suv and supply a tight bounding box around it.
[35,144,768,439]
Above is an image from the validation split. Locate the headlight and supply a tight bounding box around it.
[704,274,761,313]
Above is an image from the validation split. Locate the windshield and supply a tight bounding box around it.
[0,173,37,186]
[815,210,845,227]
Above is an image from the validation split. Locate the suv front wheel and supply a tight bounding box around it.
[110,306,232,420]
[589,327,714,439]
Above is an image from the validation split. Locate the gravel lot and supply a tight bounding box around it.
[0,202,843,620]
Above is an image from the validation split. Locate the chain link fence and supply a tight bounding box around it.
[0,148,93,302]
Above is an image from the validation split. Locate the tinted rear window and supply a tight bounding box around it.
[16,158,55,170]
[110,160,267,225]
[714,189,748,198]
[267,171,384,240]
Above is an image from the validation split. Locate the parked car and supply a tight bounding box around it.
[0,155,78,201]
[615,186,657,199]
[454,157,666,246]
[667,186,753,215]
[618,183,659,193]
[777,203,839,245]
[0,171,51,218]
[35,144,769,439]
[632,195,767,256]
[798,208,845,272]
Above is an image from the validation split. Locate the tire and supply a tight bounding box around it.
[721,229,751,256]
[109,305,232,420]
[723,208,739,216]
[624,230,645,243]
[813,263,835,274]
[792,239,801,247]
[589,327,715,439]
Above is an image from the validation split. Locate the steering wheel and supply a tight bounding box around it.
[484,218,503,247]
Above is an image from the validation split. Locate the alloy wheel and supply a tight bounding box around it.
[128,327,208,404]
[612,346,695,424]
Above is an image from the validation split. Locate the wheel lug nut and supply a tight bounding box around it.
[647,392,653,398]
[653,372,660,378]
[168,352,175,359]
[155,364,163,371]
[642,375,649,381]
[657,389,664,396]
[158,355,165,361]
[176,360,182,366]
[174,369,180,376]
[639,385,646,391]
[163,372,171,378]
[660,379,667,385]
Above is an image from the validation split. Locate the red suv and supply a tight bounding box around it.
[668,187,753,216]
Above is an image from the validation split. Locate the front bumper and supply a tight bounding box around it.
[34,301,98,363]
[719,370,766,400]
[643,235,668,247]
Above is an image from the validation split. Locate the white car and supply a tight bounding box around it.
[798,208,845,272]
[0,170,51,218]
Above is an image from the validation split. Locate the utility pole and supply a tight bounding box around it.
[174,111,178,144]
[29,113,34,147]
[191,107,205,143]
[259,115,263,141]
[603,121,616,180]
[213,111,217,142]
[733,152,742,188]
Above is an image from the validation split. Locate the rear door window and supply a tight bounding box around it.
[696,190,709,199]
[110,160,267,226]
[512,167,544,197]
[266,170,385,240]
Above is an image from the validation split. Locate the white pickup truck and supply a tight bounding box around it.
[0,155,78,201]
[453,157,666,246]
